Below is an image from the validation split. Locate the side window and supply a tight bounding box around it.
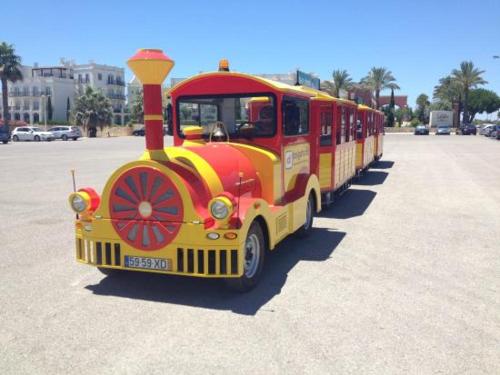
[350,110,355,140]
[283,97,309,136]
[344,108,350,142]
[340,107,346,143]
[319,110,332,146]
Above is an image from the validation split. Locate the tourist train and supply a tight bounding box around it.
[68,49,384,291]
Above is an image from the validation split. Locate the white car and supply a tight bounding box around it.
[48,126,82,141]
[12,127,55,142]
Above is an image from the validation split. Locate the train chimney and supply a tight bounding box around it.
[127,49,174,160]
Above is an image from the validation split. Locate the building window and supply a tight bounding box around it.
[282,97,309,136]
[33,101,39,110]
[85,74,90,83]
[98,73,102,80]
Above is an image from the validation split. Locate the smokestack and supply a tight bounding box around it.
[127,49,174,161]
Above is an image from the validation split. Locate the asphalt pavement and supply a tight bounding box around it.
[0,134,499,374]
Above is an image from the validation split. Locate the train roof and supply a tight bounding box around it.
[169,71,358,106]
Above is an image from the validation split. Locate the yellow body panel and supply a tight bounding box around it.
[319,153,332,189]
[334,141,356,190]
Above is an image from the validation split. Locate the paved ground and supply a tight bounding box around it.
[0,134,499,374]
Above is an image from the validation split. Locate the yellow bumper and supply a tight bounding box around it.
[75,220,245,278]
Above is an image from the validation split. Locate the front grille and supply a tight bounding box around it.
[77,238,121,267]
[177,247,238,276]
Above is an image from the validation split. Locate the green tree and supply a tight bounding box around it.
[451,61,487,123]
[47,95,53,121]
[130,89,144,124]
[0,42,23,130]
[395,106,414,126]
[361,67,400,109]
[72,86,112,136]
[466,89,500,122]
[415,93,430,124]
[66,97,71,122]
[322,69,352,98]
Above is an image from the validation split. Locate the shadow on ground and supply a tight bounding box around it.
[372,160,395,169]
[353,170,388,186]
[86,228,345,315]
[318,189,377,219]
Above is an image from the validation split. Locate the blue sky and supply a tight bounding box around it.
[3,0,500,113]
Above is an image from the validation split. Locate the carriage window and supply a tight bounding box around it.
[320,110,332,146]
[283,97,309,136]
[345,108,350,142]
[350,110,355,140]
[340,107,346,143]
[177,94,276,138]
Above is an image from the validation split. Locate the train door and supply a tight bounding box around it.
[317,103,334,194]
[355,110,366,171]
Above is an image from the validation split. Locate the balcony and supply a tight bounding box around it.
[107,93,126,100]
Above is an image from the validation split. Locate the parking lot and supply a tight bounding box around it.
[0,134,499,374]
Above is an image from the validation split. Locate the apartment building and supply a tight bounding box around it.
[0,59,127,125]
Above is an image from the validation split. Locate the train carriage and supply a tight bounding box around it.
[68,49,384,291]
[355,105,384,172]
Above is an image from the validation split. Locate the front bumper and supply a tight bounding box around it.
[75,220,244,278]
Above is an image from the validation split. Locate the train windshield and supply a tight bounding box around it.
[177,94,276,138]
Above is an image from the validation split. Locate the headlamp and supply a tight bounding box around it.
[69,192,90,213]
[209,196,234,220]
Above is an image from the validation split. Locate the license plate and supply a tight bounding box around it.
[124,256,170,271]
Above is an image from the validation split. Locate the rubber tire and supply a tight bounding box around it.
[73,137,78,141]
[97,267,119,276]
[12,135,19,142]
[2,140,7,144]
[34,135,40,142]
[297,193,315,237]
[225,221,266,292]
[62,134,68,141]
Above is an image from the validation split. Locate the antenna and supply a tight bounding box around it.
[70,169,76,192]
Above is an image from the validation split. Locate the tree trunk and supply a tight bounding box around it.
[1,77,9,131]
[462,88,469,124]
[375,89,380,109]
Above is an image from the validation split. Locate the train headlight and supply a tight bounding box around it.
[69,188,101,214]
[69,192,90,213]
[209,196,234,220]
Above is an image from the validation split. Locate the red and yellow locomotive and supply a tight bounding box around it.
[68,49,384,291]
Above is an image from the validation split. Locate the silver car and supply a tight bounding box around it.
[48,126,82,141]
[12,126,55,142]
[436,125,451,135]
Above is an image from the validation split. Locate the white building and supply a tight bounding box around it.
[0,64,75,124]
[0,59,127,125]
[73,61,127,125]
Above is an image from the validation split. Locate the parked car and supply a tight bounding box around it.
[484,126,497,137]
[12,127,55,142]
[48,126,82,141]
[132,127,145,136]
[480,124,495,135]
[459,123,477,135]
[0,126,10,144]
[490,125,500,139]
[414,125,429,135]
[133,126,168,136]
[436,125,451,135]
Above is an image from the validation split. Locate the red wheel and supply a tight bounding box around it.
[109,166,183,250]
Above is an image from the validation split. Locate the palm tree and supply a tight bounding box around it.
[73,86,112,137]
[433,76,461,109]
[0,42,23,130]
[361,67,400,109]
[451,61,487,123]
[320,70,353,98]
